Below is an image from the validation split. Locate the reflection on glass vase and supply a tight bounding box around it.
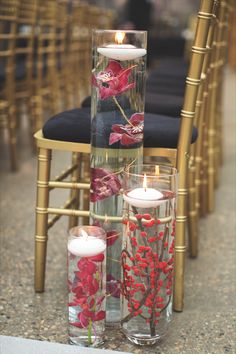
[121,164,178,345]
[90,30,147,326]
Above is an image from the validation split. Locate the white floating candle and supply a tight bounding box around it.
[123,172,164,208]
[68,230,106,257]
[97,31,146,61]
[98,45,146,61]
[124,187,164,208]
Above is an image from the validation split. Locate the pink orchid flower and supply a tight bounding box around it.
[90,167,121,202]
[109,112,144,146]
[92,60,135,100]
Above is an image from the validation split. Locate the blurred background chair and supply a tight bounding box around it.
[31,0,64,133]
[15,0,37,147]
[0,0,19,170]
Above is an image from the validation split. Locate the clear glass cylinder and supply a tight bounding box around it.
[68,226,106,347]
[121,164,178,345]
[90,30,147,326]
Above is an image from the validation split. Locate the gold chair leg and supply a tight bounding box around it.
[188,164,199,258]
[35,147,51,292]
[68,152,81,229]
[173,188,187,312]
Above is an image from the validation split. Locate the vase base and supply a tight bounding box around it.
[122,331,165,346]
[69,336,105,347]
[105,309,121,328]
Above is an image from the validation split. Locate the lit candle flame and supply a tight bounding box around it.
[81,229,88,240]
[115,31,125,44]
[143,173,147,192]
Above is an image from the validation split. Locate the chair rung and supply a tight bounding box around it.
[48,181,90,190]
[53,164,81,183]
[48,207,90,217]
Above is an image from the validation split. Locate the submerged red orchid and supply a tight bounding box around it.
[92,60,135,100]
[107,274,121,298]
[109,112,144,146]
[69,255,106,331]
[90,167,121,202]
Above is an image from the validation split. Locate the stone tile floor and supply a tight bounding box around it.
[0,67,235,354]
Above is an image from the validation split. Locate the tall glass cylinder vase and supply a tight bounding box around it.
[90,30,147,326]
[121,164,178,345]
[68,226,106,347]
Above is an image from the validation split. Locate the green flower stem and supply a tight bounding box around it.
[88,319,92,345]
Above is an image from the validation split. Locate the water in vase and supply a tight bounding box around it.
[90,30,147,326]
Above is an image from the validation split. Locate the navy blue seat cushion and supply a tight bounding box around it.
[43,108,198,149]
[43,107,91,144]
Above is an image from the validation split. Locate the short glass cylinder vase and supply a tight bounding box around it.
[121,164,178,345]
[90,30,147,326]
[68,226,106,347]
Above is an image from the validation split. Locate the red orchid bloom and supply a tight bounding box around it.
[109,112,144,146]
[92,60,135,100]
[90,167,121,202]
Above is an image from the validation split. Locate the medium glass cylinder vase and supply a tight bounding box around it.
[90,30,147,326]
[121,164,178,345]
[68,226,106,347]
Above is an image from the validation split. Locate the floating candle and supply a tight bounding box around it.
[97,31,146,61]
[123,173,164,208]
[68,229,106,257]
[124,187,164,208]
[98,45,146,61]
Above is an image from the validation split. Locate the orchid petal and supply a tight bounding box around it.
[109,132,122,145]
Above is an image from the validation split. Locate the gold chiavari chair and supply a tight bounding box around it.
[207,0,234,213]
[195,0,233,218]
[187,0,219,256]
[144,0,217,311]
[33,0,217,317]
[179,0,233,256]
[0,0,19,170]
